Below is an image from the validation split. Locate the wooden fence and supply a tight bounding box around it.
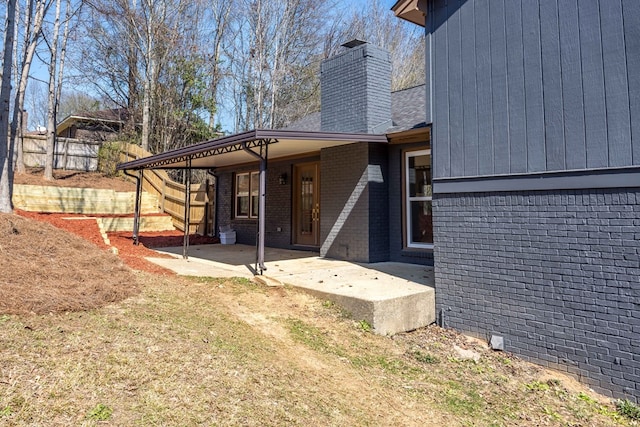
[23,135,101,171]
[119,143,215,234]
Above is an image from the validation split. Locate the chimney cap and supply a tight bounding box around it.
[341,39,367,49]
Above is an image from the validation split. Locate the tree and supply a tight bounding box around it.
[339,0,425,91]
[43,0,62,180]
[44,0,74,180]
[76,0,224,152]
[25,80,48,129]
[12,0,51,174]
[0,0,18,213]
[57,91,101,119]
[226,0,335,131]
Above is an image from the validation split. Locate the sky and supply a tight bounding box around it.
[21,0,401,132]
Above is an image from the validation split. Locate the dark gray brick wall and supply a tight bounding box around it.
[216,157,316,249]
[368,143,389,262]
[320,143,371,262]
[320,43,391,133]
[433,188,640,402]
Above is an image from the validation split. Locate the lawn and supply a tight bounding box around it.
[0,212,638,426]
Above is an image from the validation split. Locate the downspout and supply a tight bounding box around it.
[123,169,142,245]
[242,141,267,274]
[207,168,218,237]
[182,158,192,259]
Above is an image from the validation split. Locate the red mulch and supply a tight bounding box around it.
[16,210,219,276]
[16,210,108,249]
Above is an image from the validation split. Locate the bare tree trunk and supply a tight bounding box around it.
[55,0,72,170]
[0,0,18,213]
[44,0,62,181]
[140,0,155,152]
[207,1,232,129]
[12,0,47,175]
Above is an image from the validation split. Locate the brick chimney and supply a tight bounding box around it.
[320,40,392,134]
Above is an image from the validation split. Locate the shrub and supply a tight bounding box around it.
[97,142,122,177]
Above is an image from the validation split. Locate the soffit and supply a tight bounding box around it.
[117,129,388,170]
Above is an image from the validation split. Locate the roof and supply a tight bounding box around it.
[391,0,427,27]
[57,108,129,134]
[117,129,388,171]
[284,84,427,134]
[117,86,427,172]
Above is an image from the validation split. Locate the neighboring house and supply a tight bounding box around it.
[394,0,639,402]
[119,40,434,268]
[23,108,129,171]
[55,108,128,141]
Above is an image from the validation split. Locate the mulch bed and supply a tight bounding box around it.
[16,210,219,275]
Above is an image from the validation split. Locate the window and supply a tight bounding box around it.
[405,150,433,248]
[235,171,260,218]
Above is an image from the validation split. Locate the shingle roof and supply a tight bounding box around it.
[283,84,427,135]
[388,84,428,132]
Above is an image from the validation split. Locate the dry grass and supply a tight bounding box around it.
[1,274,636,426]
[0,214,637,426]
[0,213,138,315]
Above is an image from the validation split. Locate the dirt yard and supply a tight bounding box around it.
[14,168,136,192]
[0,172,637,426]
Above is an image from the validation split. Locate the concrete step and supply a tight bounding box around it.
[13,184,160,215]
[98,215,175,232]
[148,244,436,336]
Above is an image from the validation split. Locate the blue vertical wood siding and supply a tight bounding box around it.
[474,0,494,175]
[460,0,478,176]
[428,0,639,179]
[558,0,586,170]
[624,0,640,165]
[433,0,451,178]
[448,0,465,175]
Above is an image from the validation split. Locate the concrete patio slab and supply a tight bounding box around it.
[147,244,436,335]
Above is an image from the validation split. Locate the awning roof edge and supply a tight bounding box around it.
[117,128,389,171]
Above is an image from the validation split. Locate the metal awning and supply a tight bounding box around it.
[117,129,388,171]
[117,128,388,274]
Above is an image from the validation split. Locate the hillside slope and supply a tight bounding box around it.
[0,213,138,315]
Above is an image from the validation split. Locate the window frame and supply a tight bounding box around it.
[404,149,434,249]
[234,171,259,219]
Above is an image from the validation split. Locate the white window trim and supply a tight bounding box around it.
[405,149,434,249]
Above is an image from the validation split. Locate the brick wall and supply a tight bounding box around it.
[368,143,389,262]
[433,188,640,402]
[320,43,391,133]
[320,143,371,261]
[217,158,314,248]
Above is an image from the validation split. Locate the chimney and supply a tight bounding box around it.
[320,40,392,134]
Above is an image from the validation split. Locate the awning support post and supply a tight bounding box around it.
[124,169,143,245]
[183,159,192,259]
[242,140,268,274]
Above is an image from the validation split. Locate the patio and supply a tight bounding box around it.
[146,244,436,335]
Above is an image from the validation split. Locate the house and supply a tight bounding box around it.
[22,108,129,171]
[118,40,434,270]
[393,0,639,402]
[55,108,128,141]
